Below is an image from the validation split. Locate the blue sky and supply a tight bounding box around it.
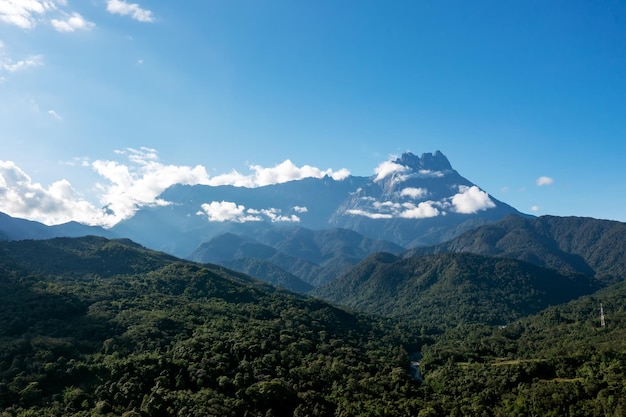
[1,1,625,226]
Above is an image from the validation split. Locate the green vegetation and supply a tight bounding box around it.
[1,235,625,416]
[0,237,424,416]
[412,214,626,285]
[418,281,626,416]
[313,252,599,326]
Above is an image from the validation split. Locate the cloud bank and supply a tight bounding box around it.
[199,202,301,224]
[208,159,350,187]
[347,185,495,220]
[0,148,351,227]
[0,161,102,225]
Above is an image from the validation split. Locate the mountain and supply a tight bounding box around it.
[0,211,113,241]
[407,214,626,286]
[110,151,525,257]
[220,257,314,293]
[2,237,625,416]
[190,227,405,288]
[313,252,600,327]
[0,236,423,416]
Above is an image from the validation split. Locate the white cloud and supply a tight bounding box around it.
[418,169,445,178]
[399,201,440,219]
[531,205,540,212]
[536,176,554,186]
[373,160,410,182]
[0,49,43,73]
[347,196,442,220]
[0,160,104,225]
[106,0,153,22]
[48,109,62,120]
[257,208,300,223]
[449,185,495,214]
[200,201,261,223]
[50,11,94,32]
[346,184,495,220]
[200,202,300,223]
[400,187,428,199]
[373,157,446,183]
[91,147,211,224]
[0,148,350,227]
[0,0,60,29]
[346,209,393,219]
[208,159,350,187]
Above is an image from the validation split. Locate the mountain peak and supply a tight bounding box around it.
[394,150,452,172]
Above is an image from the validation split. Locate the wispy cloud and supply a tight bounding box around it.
[374,159,409,182]
[48,109,62,120]
[531,205,540,212]
[50,12,94,32]
[105,0,153,22]
[0,42,43,73]
[536,176,554,186]
[373,156,445,182]
[0,1,95,32]
[0,0,60,29]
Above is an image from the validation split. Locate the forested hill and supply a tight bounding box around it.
[407,215,626,285]
[0,236,425,416]
[312,252,600,327]
[2,236,626,416]
[412,278,626,416]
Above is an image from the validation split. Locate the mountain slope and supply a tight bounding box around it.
[313,252,600,326]
[408,214,626,285]
[0,211,113,241]
[221,257,314,293]
[0,236,423,416]
[190,227,405,288]
[110,151,525,257]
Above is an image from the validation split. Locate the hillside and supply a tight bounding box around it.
[313,252,600,326]
[190,227,405,288]
[409,215,626,285]
[0,211,113,242]
[417,280,626,416]
[1,236,625,416]
[0,237,424,416]
[221,257,314,293]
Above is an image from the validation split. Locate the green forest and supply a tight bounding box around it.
[1,236,625,416]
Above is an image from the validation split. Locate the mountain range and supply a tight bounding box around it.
[2,147,626,414]
[108,151,525,257]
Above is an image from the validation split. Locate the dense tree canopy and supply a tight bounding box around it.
[0,236,625,416]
